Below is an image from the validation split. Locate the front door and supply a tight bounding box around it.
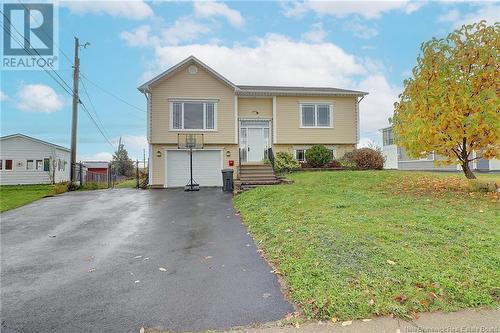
[247,128,266,162]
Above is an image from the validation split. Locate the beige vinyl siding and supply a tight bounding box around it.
[273,144,355,159]
[150,144,239,186]
[238,98,273,119]
[275,96,357,144]
[150,65,236,145]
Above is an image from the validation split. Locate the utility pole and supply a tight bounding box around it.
[70,37,80,182]
[143,148,146,170]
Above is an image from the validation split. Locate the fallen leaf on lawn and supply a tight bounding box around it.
[285,229,292,232]
[341,321,352,326]
[330,317,337,323]
[88,268,95,273]
[262,293,271,298]
[362,318,372,322]
[134,255,142,259]
[159,267,167,272]
[294,322,300,328]
[394,294,407,304]
[369,299,375,306]
[204,256,212,260]
[386,260,396,265]
[479,210,484,213]
[134,280,140,283]
[139,327,145,333]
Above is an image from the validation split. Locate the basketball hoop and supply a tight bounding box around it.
[178,134,204,149]
[178,134,204,191]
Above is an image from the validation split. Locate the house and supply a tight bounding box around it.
[82,161,109,175]
[138,56,368,188]
[381,126,500,171]
[0,133,71,185]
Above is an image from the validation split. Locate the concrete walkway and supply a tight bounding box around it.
[226,309,499,333]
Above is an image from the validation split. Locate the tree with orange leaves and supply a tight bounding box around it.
[393,21,499,179]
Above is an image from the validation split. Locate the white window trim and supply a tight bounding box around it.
[169,100,218,132]
[299,103,333,128]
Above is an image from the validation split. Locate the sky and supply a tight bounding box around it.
[1,0,498,161]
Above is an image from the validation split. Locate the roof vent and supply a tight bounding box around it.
[188,65,198,74]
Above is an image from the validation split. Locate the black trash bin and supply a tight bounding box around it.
[221,169,234,192]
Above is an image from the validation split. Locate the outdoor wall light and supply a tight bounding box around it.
[156,150,162,157]
[226,150,231,157]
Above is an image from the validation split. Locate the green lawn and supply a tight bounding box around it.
[233,171,500,321]
[0,184,55,212]
[114,178,137,188]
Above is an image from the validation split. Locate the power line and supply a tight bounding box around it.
[8,4,146,118]
[5,29,74,97]
[80,74,146,114]
[80,102,115,147]
[80,78,111,140]
[16,0,74,67]
[1,11,74,96]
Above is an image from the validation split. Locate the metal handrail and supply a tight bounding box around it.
[267,147,275,172]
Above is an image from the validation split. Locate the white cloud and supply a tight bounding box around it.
[120,25,158,47]
[16,84,65,113]
[193,1,245,27]
[344,21,378,39]
[78,152,113,162]
[63,0,153,20]
[301,23,327,43]
[283,0,425,19]
[0,90,8,101]
[124,31,401,143]
[441,3,500,28]
[161,17,212,46]
[120,17,211,47]
[438,8,460,23]
[356,74,400,140]
[112,135,147,151]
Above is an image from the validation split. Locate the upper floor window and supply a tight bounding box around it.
[171,101,216,131]
[300,103,332,128]
[383,128,394,146]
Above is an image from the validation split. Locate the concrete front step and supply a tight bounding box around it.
[240,168,275,174]
[239,173,276,178]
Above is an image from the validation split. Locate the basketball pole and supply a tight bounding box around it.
[184,137,200,192]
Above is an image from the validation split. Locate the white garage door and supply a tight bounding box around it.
[166,150,222,187]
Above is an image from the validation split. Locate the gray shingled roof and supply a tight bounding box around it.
[236,85,367,95]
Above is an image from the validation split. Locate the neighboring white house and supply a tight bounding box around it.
[0,133,71,185]
[380,126,500,172]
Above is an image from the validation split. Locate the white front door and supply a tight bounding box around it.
[247,128,266,162]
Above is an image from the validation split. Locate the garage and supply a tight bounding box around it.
[165,149,223,187]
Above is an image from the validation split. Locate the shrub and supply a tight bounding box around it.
[305,145,332,167]
[349,148,385,170]
[53,182,69,195]
[275,152,300,172]
[67,182,80,191]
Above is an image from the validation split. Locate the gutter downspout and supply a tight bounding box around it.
[356,95,365,146]
[141,89,152,185]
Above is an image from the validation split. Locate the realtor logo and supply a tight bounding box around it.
[2,2,58,70]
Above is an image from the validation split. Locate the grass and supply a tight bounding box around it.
[233,171,500,321]
[0,184,55,212]
[114,178,137,188]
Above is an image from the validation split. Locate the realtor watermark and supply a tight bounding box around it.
[405,326,499,333]
[2,2,59,70]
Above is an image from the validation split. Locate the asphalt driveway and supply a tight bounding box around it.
[1,188,293,333]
